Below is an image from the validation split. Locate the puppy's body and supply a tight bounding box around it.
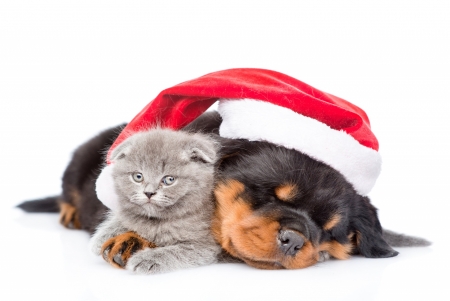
[18,124,126,233]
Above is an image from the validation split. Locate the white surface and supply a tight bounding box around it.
[1,1,449,301]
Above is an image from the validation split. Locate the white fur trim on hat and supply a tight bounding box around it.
[95,164,119,211]
[218,99,382,196]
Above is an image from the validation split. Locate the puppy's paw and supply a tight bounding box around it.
[318,251,331,262]
[59,202,81,229]
[101,232,157,269]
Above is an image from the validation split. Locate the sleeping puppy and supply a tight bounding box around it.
[213,138,394,269]
[187,111,430,269]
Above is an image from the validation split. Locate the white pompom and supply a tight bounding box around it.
[95,164,119,211]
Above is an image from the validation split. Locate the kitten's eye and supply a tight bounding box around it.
[132,172,144,183]
[162,176,176,185]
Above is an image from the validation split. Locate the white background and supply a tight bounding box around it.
[1,1,449,300]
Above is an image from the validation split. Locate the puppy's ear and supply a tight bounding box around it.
[216,137,253,157]
[354,222,399,258]
[352,197,399,258]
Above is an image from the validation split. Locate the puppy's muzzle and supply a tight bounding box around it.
[278,229,305,256]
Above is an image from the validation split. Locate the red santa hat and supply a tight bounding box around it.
[96,68,381,210]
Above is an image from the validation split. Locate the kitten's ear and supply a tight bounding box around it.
[189,147,216,163]
[110,137,133,161]
[185,135,218,164]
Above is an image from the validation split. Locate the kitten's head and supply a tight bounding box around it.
[110,129,218,219]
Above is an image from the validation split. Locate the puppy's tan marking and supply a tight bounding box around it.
[319,241,353,260]
[284,240,319,269]
[323,214,341,231]
[354,230,362,248]
[212,179,246,250]
[59,202,81,229]
[213,180,281,265]
[226,240,283,270]
[275,184,297,201]
[348,231,355,241]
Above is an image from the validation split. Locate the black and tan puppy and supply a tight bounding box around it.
[213,139,395,269]
[191,112,430,269]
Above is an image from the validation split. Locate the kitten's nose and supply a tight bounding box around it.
[144,191,156,199]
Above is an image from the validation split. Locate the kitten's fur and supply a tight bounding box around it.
[89,129,222,274]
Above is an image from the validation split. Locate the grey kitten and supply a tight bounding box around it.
[89,128,222,274]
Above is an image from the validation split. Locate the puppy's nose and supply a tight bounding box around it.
[144,191,156,199]
[278,229,305,256]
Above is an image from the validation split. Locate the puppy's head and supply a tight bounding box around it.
[213,139,395,269]
[213,139,349,269]
[212,179,324,269]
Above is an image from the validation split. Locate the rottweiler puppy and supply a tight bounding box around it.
[213,138,395,269]
[188,111,429,269]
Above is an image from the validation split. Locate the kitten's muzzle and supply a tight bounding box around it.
[144,191,156,199]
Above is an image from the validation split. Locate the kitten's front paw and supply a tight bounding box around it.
[101,232,157,269]
[89,235,105,256]
[126,251,164,274]
[127,257,161,274]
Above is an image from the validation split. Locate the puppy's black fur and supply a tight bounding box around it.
[17,124,126,234]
